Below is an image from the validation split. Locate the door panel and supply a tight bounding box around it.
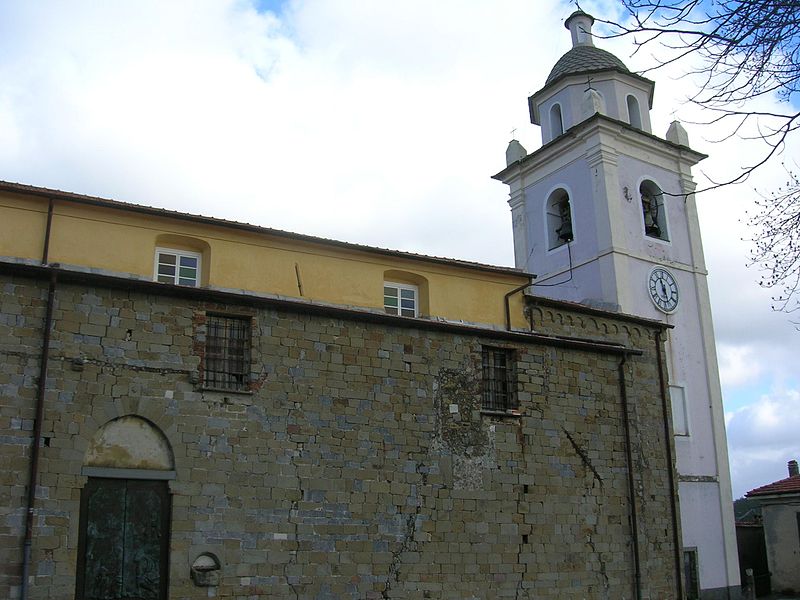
[77,478,169,600]
[122,482,165,598]
[84,479,126,598]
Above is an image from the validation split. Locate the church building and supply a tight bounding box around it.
[0,10,737,600]
[494,11,740,599]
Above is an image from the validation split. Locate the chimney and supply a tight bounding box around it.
[565,10,595,47]
[789,460,799,477]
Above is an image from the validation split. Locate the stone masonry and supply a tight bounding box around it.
[1,266,681,599]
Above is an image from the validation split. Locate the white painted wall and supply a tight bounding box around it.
[537,75,653,144]
[679,482,732,590]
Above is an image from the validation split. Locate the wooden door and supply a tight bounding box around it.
[76,478,170,600]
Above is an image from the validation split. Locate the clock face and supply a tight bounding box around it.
[648,267,679,313]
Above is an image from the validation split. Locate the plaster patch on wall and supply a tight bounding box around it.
[452,451,496,490]
[433,367,498,489]
[85,415,174,470]
[434,368,485,452]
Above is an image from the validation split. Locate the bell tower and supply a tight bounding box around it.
[494,11,741,599]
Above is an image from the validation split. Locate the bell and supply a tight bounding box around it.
[557,221,573,242]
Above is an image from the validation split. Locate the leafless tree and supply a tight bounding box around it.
[590,0,800,312]
[750,168,800,312]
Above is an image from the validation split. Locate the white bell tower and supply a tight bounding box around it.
[494,11,741,599]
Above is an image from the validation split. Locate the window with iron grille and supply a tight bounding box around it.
[204,314,251,391]
[482,346,516,411]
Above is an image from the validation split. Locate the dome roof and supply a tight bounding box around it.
[545,45,629,86]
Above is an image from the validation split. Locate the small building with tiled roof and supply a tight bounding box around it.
[745,460,800,594]
[746,461,800,497]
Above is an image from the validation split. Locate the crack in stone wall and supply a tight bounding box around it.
[382,463,428,599]
[562,427,603,488]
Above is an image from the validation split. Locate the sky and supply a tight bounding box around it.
[0,0,798,499]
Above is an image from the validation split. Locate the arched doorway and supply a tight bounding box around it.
[75,416,174,600]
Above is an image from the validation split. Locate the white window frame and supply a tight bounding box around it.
[384,281,418,317]
[154,247,202,287]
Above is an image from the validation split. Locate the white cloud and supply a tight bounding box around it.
[0,0,573,266]
[726,388,800,497]
[717,345,764,387]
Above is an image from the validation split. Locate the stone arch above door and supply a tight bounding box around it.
[84,415,174,475]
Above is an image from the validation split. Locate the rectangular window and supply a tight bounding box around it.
[482,346,516,412]
[204,314,251,391]
[670,385,689,436]
[384,282,418,317]
[155,248,201,287]
[796,512,800,547]
[683,548,699,600]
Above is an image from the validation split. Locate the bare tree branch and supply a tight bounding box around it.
[590,0,800,313]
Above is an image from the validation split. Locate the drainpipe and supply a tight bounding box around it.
[655,330,684,599]
[504,277,534,331]
[41,198,54,264]
[618,354,642,600]
[21,198,57,600]
[20,271,56,600]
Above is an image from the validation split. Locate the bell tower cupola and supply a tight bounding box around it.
[528,10,655,144]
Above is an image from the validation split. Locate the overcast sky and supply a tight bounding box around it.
[1,0,798,499]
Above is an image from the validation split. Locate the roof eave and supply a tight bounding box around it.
[0,180,534,280]
[746,490,800,500]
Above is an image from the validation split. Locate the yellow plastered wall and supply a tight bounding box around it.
[0,193,49,262]
[0,191,529,330]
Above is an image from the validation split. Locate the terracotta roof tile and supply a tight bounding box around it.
[746,475,800,497]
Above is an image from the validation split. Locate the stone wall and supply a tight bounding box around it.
[0,269,680,599]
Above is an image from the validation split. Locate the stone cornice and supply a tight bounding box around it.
[0,259,648,356]
[493,114,706,183]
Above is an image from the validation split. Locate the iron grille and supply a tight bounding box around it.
[482,347,516,411]
[205,314,251,391]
